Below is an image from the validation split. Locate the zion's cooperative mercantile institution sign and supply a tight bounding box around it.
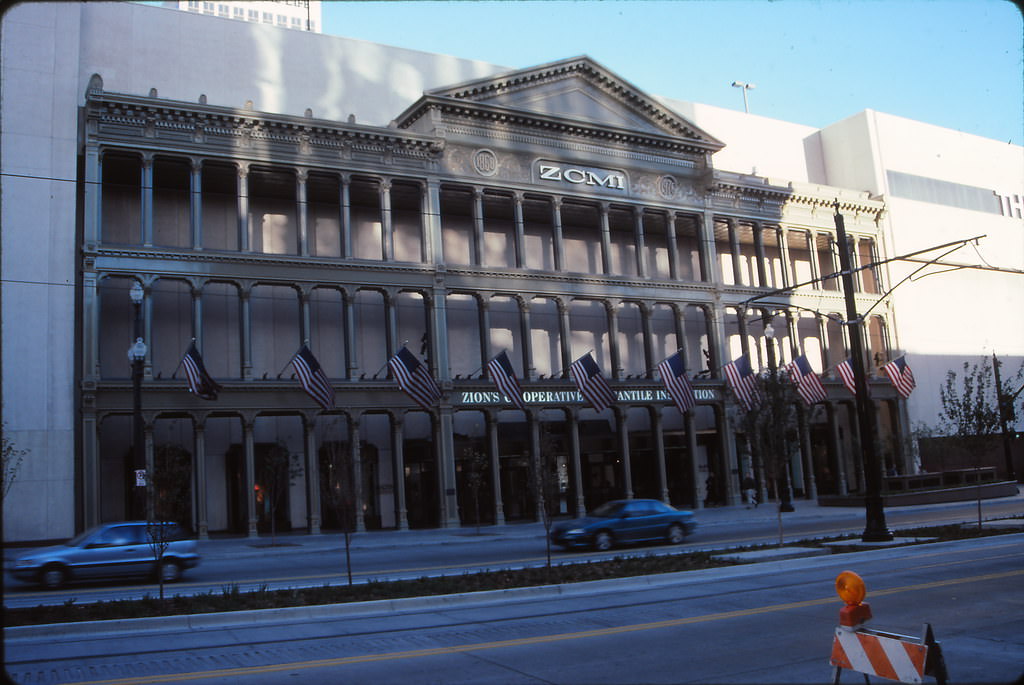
[457,387,721,407]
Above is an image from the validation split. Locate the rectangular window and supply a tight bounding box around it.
[886,170,1001,214]
[202,1,214,13]
[291,16,302,29]
[262,12,273,23]
[217,4,229,17]
[233,7,244,19]
[276,15,288,26]
[248,9,258,21]
[187,0,200,11]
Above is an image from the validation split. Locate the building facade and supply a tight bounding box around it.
[3,2,1020,542]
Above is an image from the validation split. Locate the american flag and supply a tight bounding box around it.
[658,351,696,414]
[180,341,221,401]
[836,358,858,396]
[724,355,759,411]
[785,354,827,406]
[486,350,526,411]
[291,344,335,411]
[882,355,916,399]
[569,352,616,412]
[389,346,442,410]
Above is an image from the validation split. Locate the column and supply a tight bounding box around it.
[698,211,718,283]
[84,147,102,244]
[557,298,572,377]
[727,217,743,285]
[598,202,612,275]
[777,226,793,289]
[634,207,648,278]
[299,286,311,345]
[752,220,767,287]
[568,410,586,516]
[685,410,701,509]
[827,403,848,495]
[850,237,863,292]
[512,191,526,268]
[616,408,634,499]
[144,419,156,521]
[808,231,823,288]
[439,408,461,527]
[665,210,679,281]
[652,408,668,503]
[344,289,357,380]
[529,409,543,520]
[237,163,250,252]
[304,413,321,534]
[82,412,100,528]
[380,178,394,261]
[392,413,409,530]
[340,173,352,258]
[141,153,154,246]
[297,168,309,257]
[194,418,209,540]
[472,187,484,266]
[240,286,253,380]
[798,407,818,500]
[607,300,621,379]
[243,416,258,537]
[142,282,154,379]
[351,413,366,532]
[518,297,534,380]
[716,406,741,506]
[421,180,438,264]
[673,303,689,369]
[486,412,505,525]
[478,297,491,371]
[551,197,565,272]
[640,302,654,379]
[83,273,101,380]
[190,159,203,249]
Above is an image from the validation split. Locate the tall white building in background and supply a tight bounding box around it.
[165,0,322,32]
[2,2,1021,543]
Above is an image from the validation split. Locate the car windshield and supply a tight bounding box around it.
[590,501,626,518]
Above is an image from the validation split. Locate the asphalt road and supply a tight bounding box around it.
[5,532,1023,685]
[4,496,1022,608]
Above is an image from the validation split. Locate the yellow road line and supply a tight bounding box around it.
[64,567,1024,685]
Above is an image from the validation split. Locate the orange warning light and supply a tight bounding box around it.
[835,570,872,627]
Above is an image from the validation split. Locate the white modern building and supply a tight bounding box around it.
[2,2,1021,543]
[164,0,322,33]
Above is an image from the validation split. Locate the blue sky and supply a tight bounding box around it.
[321,0,1023,145]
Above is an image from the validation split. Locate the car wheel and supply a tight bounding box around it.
[593,531,614,551]
[40,564,68,590]
[667,523,686,544]
[159,559,183,583]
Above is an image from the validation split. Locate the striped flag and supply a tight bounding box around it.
[569,352,616,412]
[836,358,858,396]
[724,355,759,411]
[180,341,221,401]
[882,355,916,398]
[658,351,696,414]
[486,350,526,411]
[785,354,827,406]
[291,344,335,411]
[389,346,442,410]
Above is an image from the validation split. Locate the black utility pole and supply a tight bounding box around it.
[833,202,892,542]
[763,314,794,512]
[129,282,147,521]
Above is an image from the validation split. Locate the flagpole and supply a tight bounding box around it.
[834,201,892,542]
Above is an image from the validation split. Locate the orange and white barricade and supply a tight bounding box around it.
[829,571,947,684]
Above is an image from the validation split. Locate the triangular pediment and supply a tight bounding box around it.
[398,56,724,153]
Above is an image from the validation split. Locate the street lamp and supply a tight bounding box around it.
[128,282,147,520]
[732,81,755,113]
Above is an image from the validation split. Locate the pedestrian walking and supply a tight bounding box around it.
[742,473,758,508]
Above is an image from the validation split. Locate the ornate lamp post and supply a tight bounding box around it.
[764,320,794,512]
[128,282,147,519]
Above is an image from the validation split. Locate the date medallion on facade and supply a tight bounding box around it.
[473,149,498,177]
[659,174,679,199]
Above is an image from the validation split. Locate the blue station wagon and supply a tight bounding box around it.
[550,499,696,551]
[9,521,200,589]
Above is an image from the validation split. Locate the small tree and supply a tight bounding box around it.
[739,365,801,544]
[529,423,564,573]
[259,442,303,545]
[320,440,357,585]
[2,423,26,501]
[932,356,1023,527]
[147,443,192,600]
[459,446,490,534]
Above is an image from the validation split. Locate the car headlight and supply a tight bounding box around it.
[566,528,585,535]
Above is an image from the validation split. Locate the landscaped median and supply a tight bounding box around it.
[5,520,1022,628]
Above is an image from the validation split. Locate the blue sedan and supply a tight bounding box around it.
[550,499,696,551]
